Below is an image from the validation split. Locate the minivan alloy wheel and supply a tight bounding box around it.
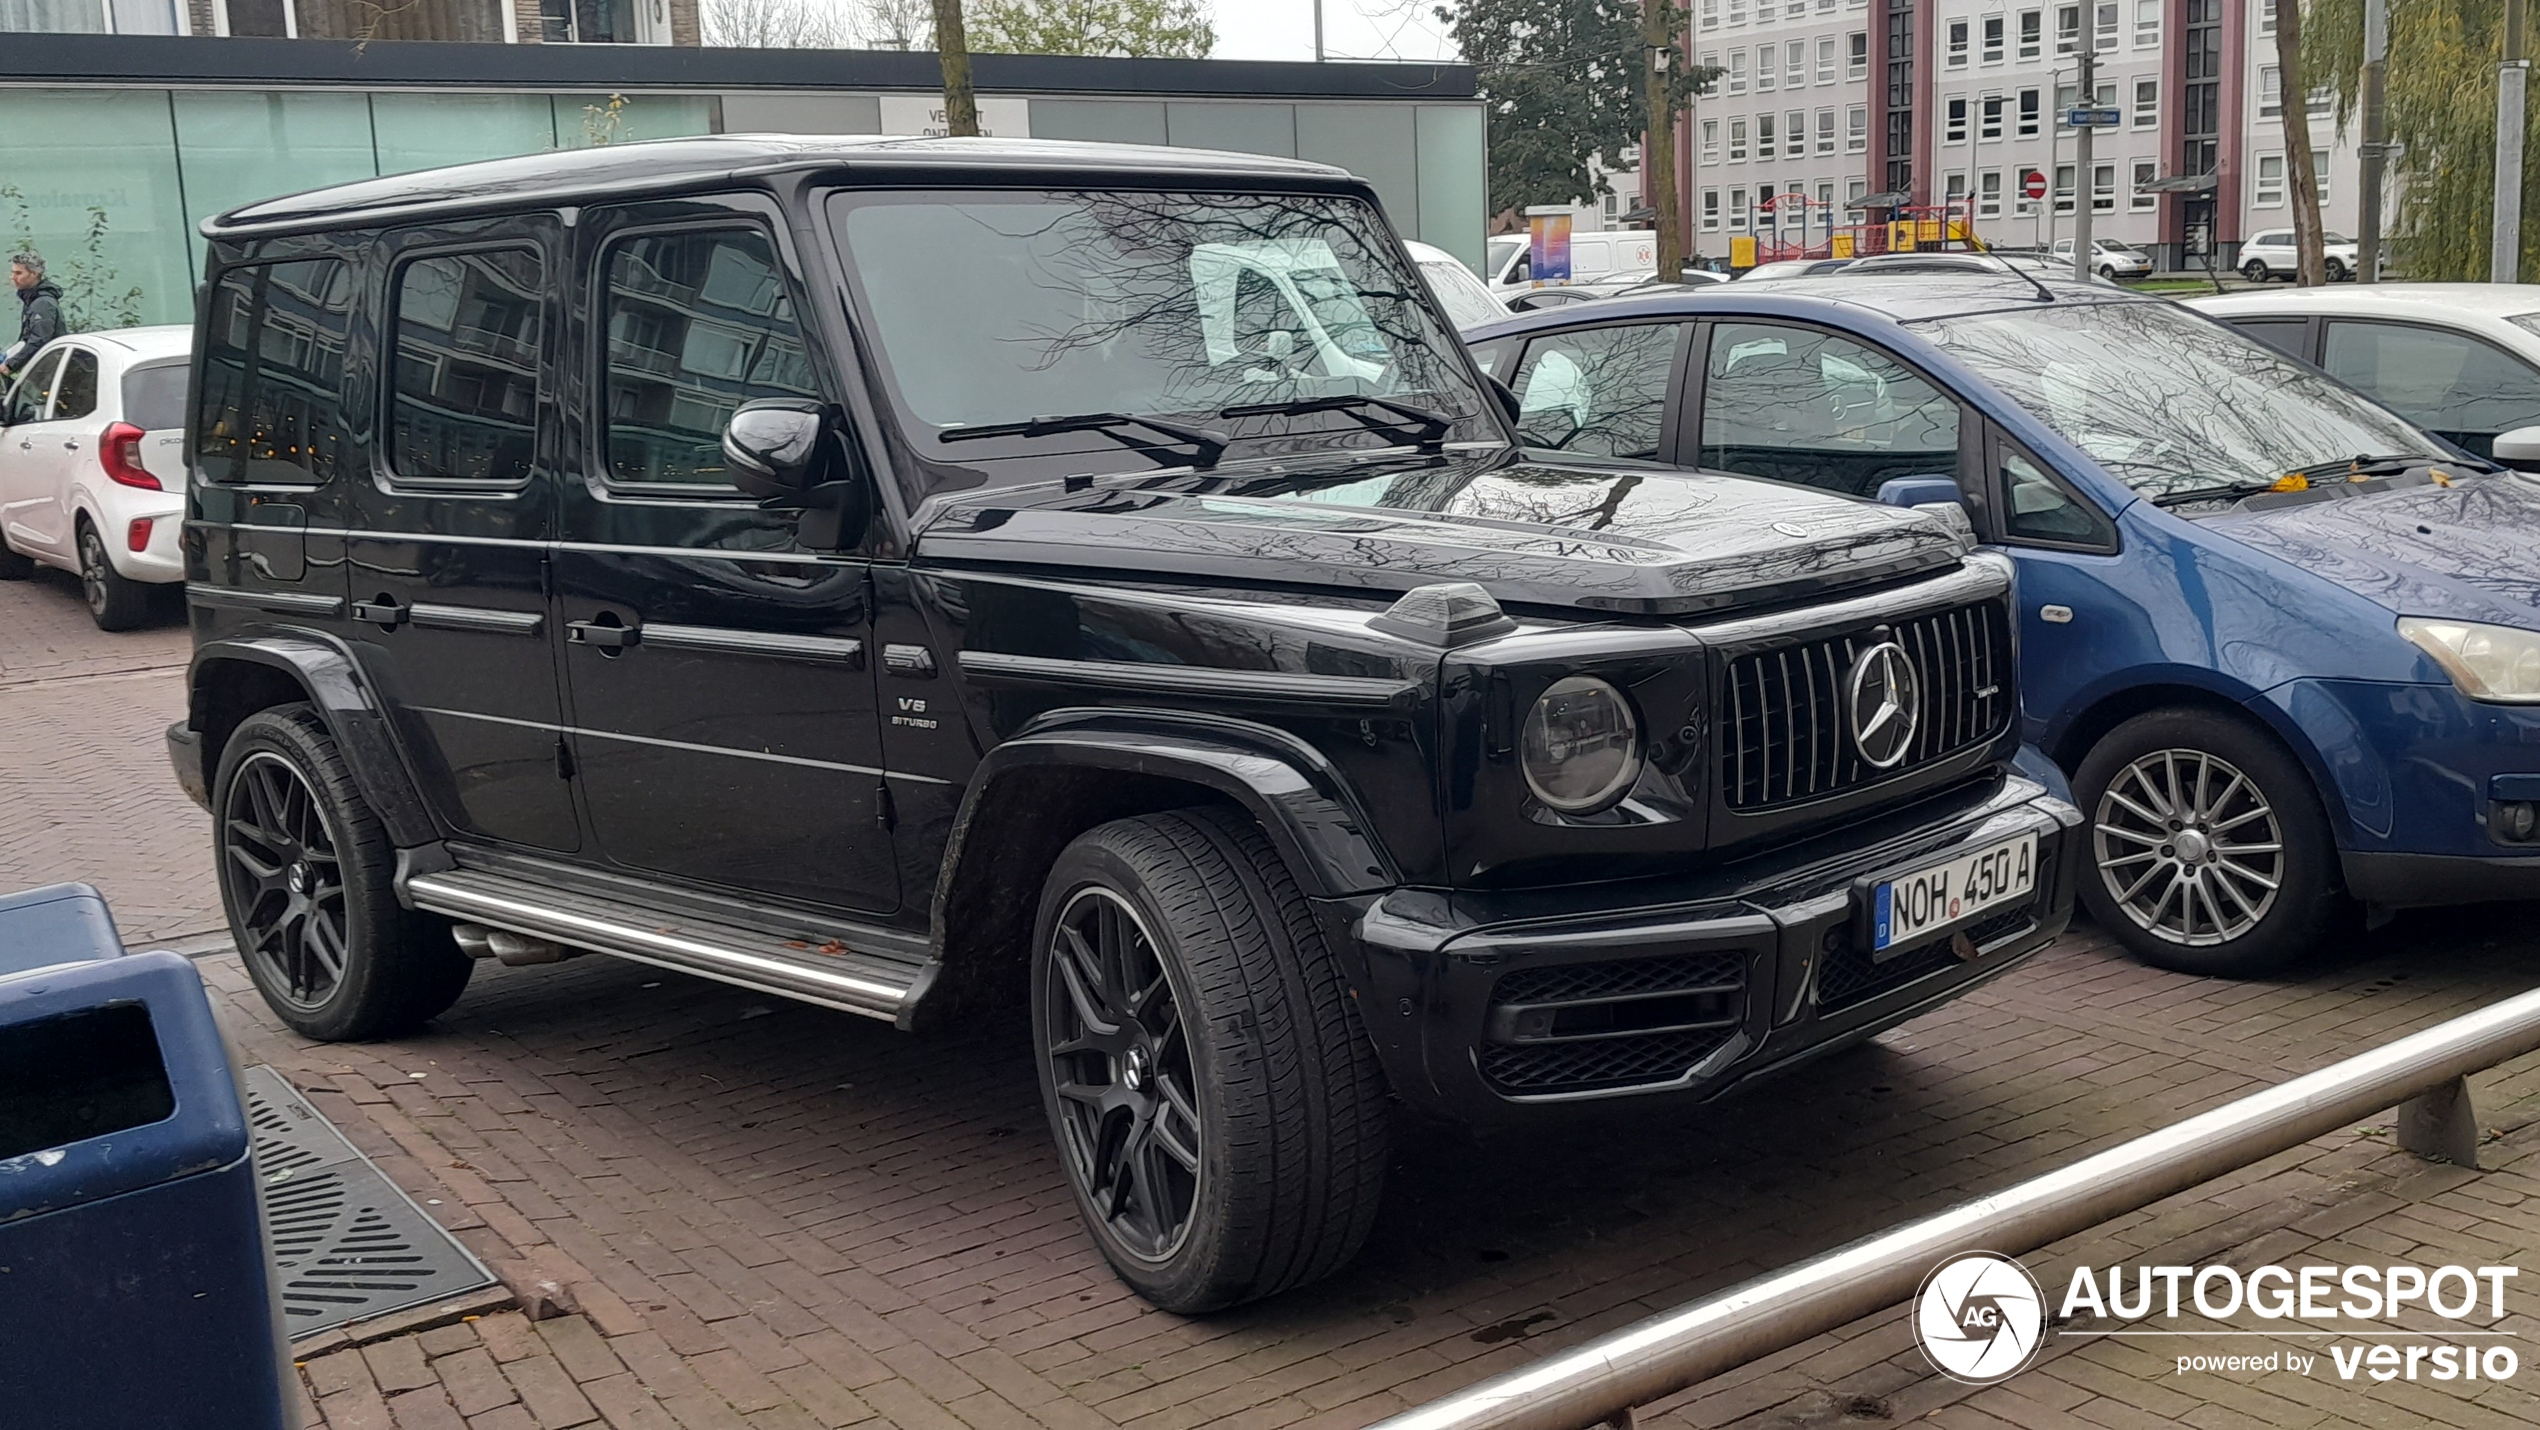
[1041,885,1205,1264]
[222,749,352,1009]
[2093,747,2285,947]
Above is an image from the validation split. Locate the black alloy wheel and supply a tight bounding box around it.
[2325,257,2350,282]
[2074,708,2348,977]
[214,705,471,1040]
[2241,259,2271,283]
[1042,884,1206,1266]
[78,520,151,630]
[1031,808,1390,1313]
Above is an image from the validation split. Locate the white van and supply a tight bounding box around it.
[1483,229,1660,296]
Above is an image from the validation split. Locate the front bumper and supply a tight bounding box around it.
[2259,677,2540,881]
[1338,773,2082,1125]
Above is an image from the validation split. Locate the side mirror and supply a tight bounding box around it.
[722,399,829,500]
[1486,373,1523,428]
[1876,475,1964,509]
[2492,425,2540,472]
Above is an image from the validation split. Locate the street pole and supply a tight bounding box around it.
[2072,45,2097,282]
[1313,0,1324,61]
[1644,0,1684,278]
[2497,0,2527,282]
[2358,0,2388,281]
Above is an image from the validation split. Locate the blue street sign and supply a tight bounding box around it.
[2064,106,2123,127]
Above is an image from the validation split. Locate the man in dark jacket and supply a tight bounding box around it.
[3,252,64,384]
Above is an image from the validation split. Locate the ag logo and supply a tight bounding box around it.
[1913,1252,2045,1384]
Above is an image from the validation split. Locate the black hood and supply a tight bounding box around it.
[912,449,1965,617]
[17,281,59,303]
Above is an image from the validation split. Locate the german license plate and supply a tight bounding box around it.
[1871,833,2038,957]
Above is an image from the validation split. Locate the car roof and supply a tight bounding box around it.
[57,325,191,358]
[1462,270,2135,342]
[207,134,1360,240]
[2187,283,2540,321]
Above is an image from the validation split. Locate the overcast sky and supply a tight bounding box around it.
[1206,0,1459,63]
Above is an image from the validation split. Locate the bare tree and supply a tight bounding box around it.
[852,0,933,46]
[700,0,846,47]
[935,0,981,134]
[2274,0,2329,284]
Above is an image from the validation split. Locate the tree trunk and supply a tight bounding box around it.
[2275,0,2328,284]
[1642,0,1683,278]
[932,0,979,137]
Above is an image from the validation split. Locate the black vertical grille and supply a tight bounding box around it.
[1722,601,2012,811]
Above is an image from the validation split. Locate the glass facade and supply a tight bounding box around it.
[0,86,1484,329]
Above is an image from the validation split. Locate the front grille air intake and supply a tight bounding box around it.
[1478,952,1747,1094]
[1722,600,2012,811]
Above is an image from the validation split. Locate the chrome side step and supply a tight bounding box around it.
[403,869,919,1022]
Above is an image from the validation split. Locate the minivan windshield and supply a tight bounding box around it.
[832,190,1493,489]
[1914,299,2446,503]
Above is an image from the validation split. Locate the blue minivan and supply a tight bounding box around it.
[1467,266,2540,975]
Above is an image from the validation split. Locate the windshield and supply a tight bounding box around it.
[1487,235,1524,275]
[832,189,1491,491]
[1915,299,2444,502]
[1419,258,1508,331]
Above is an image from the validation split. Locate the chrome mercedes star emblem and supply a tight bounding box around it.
[1847,641,1922,769]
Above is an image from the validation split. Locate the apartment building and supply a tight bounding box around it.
[1683,0,2358,269]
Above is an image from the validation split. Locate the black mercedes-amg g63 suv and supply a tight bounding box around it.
[168,136,2080,1312]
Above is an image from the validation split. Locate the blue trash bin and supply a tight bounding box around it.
[0,886,293,1429]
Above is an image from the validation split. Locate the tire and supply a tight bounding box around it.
[2325,258,2350,282]
[1031,807,1390,1313]
[213,704,471,1040]
[78,519,152,632]
[2074,708,2348,977]
[2098,263,2119,281]
[2241,260,2271,283]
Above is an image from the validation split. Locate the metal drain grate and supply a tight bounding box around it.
[243,1066,495,1339]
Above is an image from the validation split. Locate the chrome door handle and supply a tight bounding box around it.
[60,439,79,451]
[351,598,408,627]
[566,619,641,650]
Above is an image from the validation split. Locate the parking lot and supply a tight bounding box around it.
[8,567,2540,1430]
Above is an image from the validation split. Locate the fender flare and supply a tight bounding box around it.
[187,634,439,849]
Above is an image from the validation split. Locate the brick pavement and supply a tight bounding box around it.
[8,576,2540,1428]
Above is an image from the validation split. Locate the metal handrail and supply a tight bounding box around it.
[1371,983,2540,1430]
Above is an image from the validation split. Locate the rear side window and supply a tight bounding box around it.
[390,249,543,485]
[599,227,818,489]
[122,362,190,433]
[1699,320,1961,497]
[52,350,98,422]
[197,258,356,485]
[2228,317,2311,361]
[1508,323,1683,459]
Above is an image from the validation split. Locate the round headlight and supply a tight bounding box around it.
[1520,676,1642,813]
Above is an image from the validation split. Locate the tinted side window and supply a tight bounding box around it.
[391,249,543,484]
[122,362,189,433]
[600,228,817,489]
[5,350,61,426]
[197,258,356,485]
[1999,444,2112,546]
[1507,323,1681,459]
[2321,320,2540,457]
[2228,317,2311,361]
[52,350,98,422]
[1699,321,1960,496]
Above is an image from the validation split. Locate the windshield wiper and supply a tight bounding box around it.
[2287,453,2448,483]
[1218,395,1459,453]
[940,412,1228,469]
[2147,479,2285,508]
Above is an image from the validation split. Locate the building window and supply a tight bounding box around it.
[2132,158,2159,209]
[1758,111,1777,159]
[1731,49,1749,92]
[1704,188,1723,229]
[1787,0,1806,16]
[1703,118,1722,163]
[2054,162,2076,213]
[2056,2,2079,51]
[2095,0,2117,49]
[1757,43,1776,90]
[2017,87,2042,136]
[2135,0,2159,44]
[1787,110,1807,159]
[1816,107,1838,154]
[2259,65,2280,117]
[1846,104,1869,151]
[2134,78,2158,127]
[1945,94,1969,143]
[2258,0,2275,34]
[1847,29,1869,76]
[1730,117,1750,161]
[1730,186,1750,229]
[1947,17,1968,64]
[2309,84,2335,119]
[1850,178,1869,204]
[1729,0,1746,23]
[2316,165,2331,201]
[2093,162,2116,211]
[1979,169,2004,218]
[1980,92,2004,140]
[2018,7,2042,57]
[1788,38,1806,85]
[2254,153,2284,206]
[1817,34,1838,81]
[1702,0,1720,27]
[1982,13,2004,61]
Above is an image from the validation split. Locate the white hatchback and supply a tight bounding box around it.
[0,326,191,629]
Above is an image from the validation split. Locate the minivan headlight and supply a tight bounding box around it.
[2398,617,2540,702]
[1520,676,1643,812]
